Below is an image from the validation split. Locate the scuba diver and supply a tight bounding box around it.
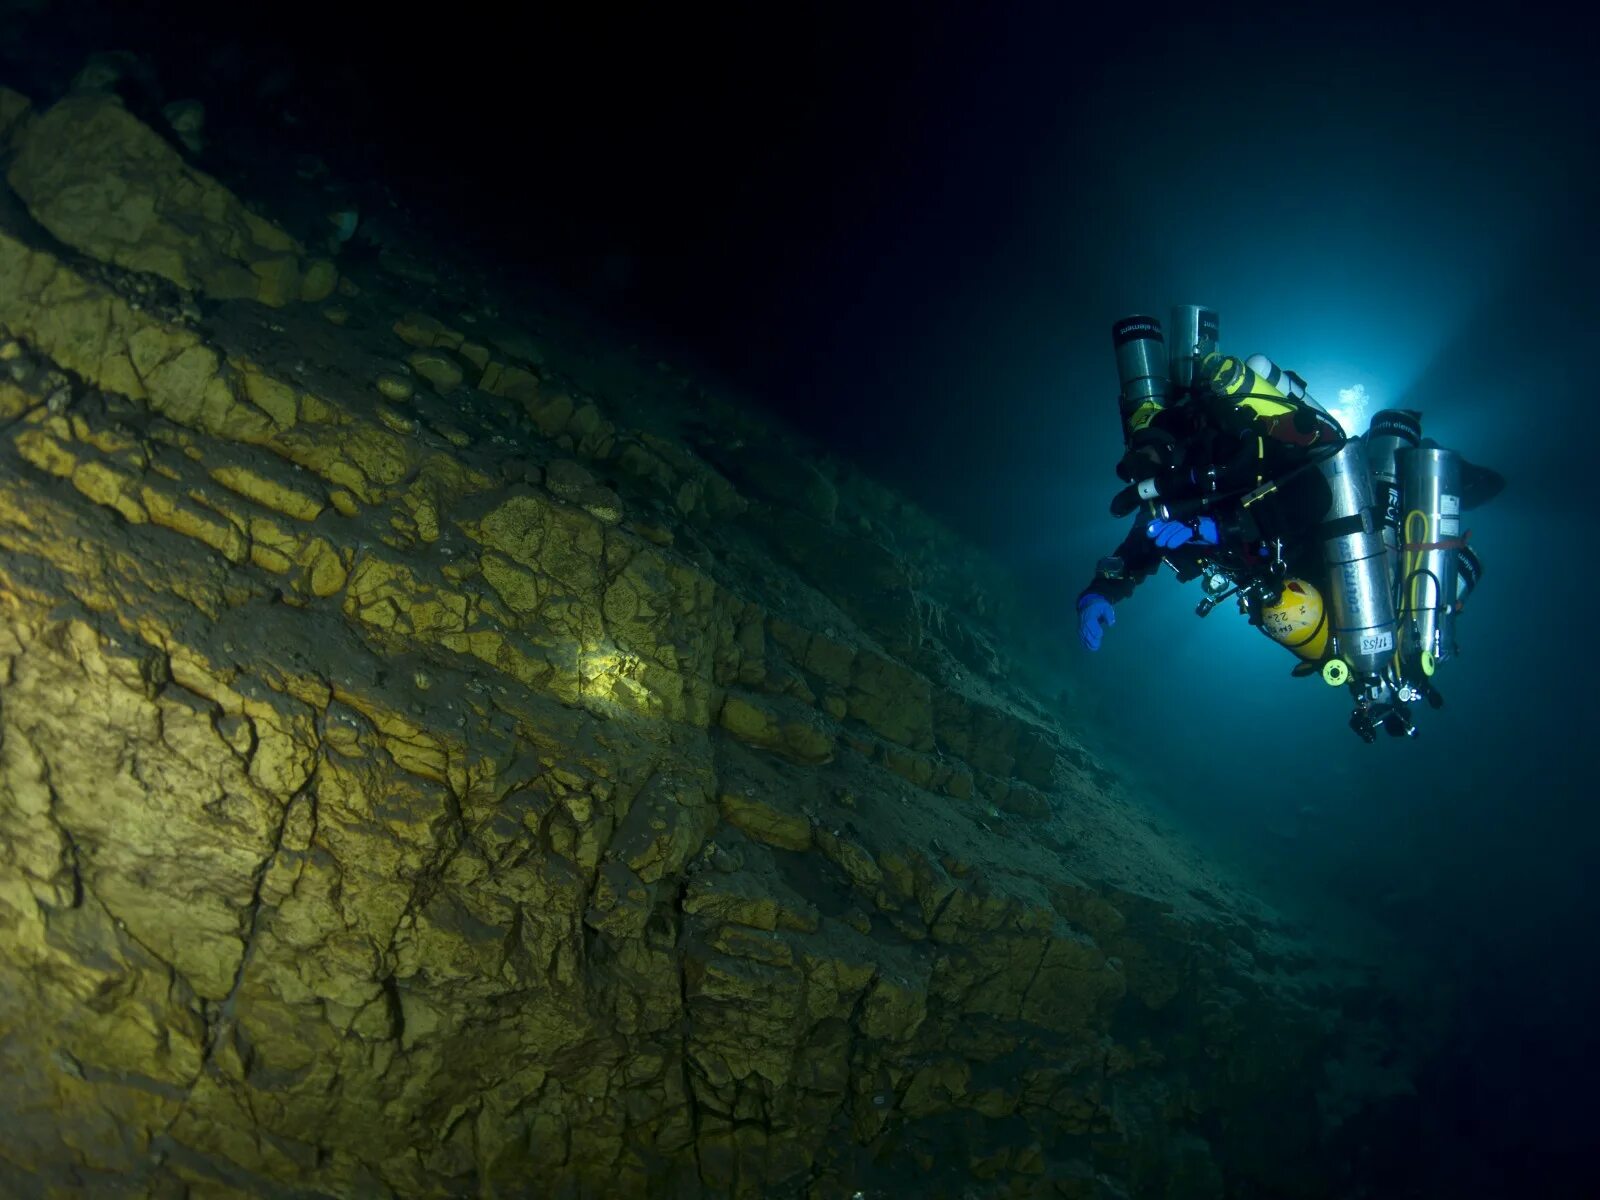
[1077,306,1503,741]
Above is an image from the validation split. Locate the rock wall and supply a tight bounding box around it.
[0,88,1404,1199]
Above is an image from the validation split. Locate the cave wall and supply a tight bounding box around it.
[0,87,1402,1199]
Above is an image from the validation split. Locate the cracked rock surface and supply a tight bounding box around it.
[0,86,1412,1199]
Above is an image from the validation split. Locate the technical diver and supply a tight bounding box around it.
[1076,305,1502,741]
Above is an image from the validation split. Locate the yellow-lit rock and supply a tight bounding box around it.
[300,258,339,303]
[71,460,148,523]
[240,363,300,429]
[720,792,812,852]
[718,692,834,765]
[140,484,249,563]
[210,463,326,521]
[13,425,77,476]
[375,372,415,402]
[393,311,462,350]
[8,96,308,306]
[406,349,464,392]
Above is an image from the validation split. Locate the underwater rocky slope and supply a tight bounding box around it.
[0,85,1411,1199]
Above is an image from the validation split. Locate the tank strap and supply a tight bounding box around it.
[1318,514,1368,539]
[1401,529,1472,552]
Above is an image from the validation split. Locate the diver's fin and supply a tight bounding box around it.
[1460,459,1505,510]
[1291,661,1322,678]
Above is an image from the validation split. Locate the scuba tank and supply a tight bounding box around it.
[1169,305,1219,391]
[1118,304,1218,497]
[1200,352,1298,427]
[1111,315,1169,446]
[1259,578,1331,663]
[1395,444,1465,673]
[1244,354,1338,425]
[1363,409,1423,599]
[1314,439,1398,680]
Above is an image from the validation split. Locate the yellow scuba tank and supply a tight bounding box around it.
[1201,351,1342,448]
[1200,352,1299,421]
[1259,578,1331,663]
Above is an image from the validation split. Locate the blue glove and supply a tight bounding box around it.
[1145,516,1219,549]
[1077,593,1115,651]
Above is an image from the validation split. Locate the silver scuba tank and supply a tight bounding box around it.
[1394,445,1464,666]
[1111,315,1168,444]
[1316,439,1399,678]
[1169,305,1219,390]
[1362,409,1422,597]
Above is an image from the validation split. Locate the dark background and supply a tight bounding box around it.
[5,2,1598,1194]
